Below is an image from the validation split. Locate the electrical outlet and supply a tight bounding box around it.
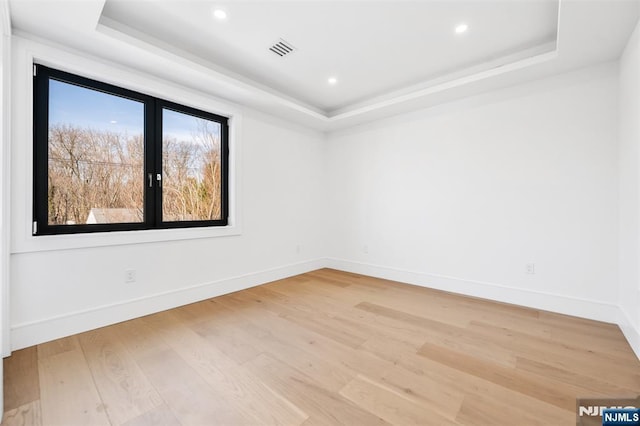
[296,244,301,254]
[125,269,136,283]
[363,245,369,254]
[526,263,535,275]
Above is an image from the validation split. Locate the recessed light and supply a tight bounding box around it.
[328,77,338,85]
[455,23,468,34]
[213,9,227,20]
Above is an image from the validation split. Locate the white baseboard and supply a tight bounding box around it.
[10,258,325,351]
[325,258,620,324]
[618,307,640,360]
[10,257,637,362]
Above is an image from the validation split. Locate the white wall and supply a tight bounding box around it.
[618,18,640,356]
[326,63,620,322]
[0,1,11,417]
[8,37,327,350]
[5,28,638,360]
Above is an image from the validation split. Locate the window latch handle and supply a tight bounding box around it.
[148,173,153,188]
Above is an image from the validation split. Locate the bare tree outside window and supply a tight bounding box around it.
[34,65,229,235]
[47,80,145,225]
[162,109,223,222]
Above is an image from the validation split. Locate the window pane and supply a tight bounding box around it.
[162,108,222,222]
[48,79,145,225]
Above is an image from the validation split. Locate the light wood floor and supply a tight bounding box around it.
[3,269,640,425]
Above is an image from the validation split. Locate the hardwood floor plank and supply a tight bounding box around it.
[375,364,465,421]
[393,350,574,422]
[359,334,423,365]
[515,356,638,395]
[3,270,639,426]
[1,400,42,426]
[3,347,40,412]
[208,298,357,392]
[304,269,363,287]
[245,353,389,425]
[120,404,181,426]
[37,337,111,426]
[110,318,172,361]
[135,348,255,425]
[37,335,79,359]
[417,341,603,411]
[142,310,309,425]
[213,297,395,380]
[361,292,472,329]
[357,302,517,367]
[465,321,640,390]
[192,318,265,365]
[77,327,164,425]
[169,298,234,327]
[455,393,572,426]
[233,287,369,348]
[339,374,458,425]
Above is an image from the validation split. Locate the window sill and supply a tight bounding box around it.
[11,224,242,254]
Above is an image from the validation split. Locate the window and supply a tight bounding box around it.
[33,65,229,235]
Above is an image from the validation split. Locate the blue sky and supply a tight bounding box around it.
[50,79,144,135]
[49,79,220,142]
[163,108,220,144]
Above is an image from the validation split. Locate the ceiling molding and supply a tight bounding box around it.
[96,14,327,120]
[95,1,562,130]
[7,0,638,132]
[328,40,557,117]
[330,48,559,122]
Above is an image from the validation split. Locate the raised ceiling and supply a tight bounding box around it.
[100,0,559,114]
[7,0,640,131]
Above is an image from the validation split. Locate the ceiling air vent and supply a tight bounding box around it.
[269,39,296,58]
